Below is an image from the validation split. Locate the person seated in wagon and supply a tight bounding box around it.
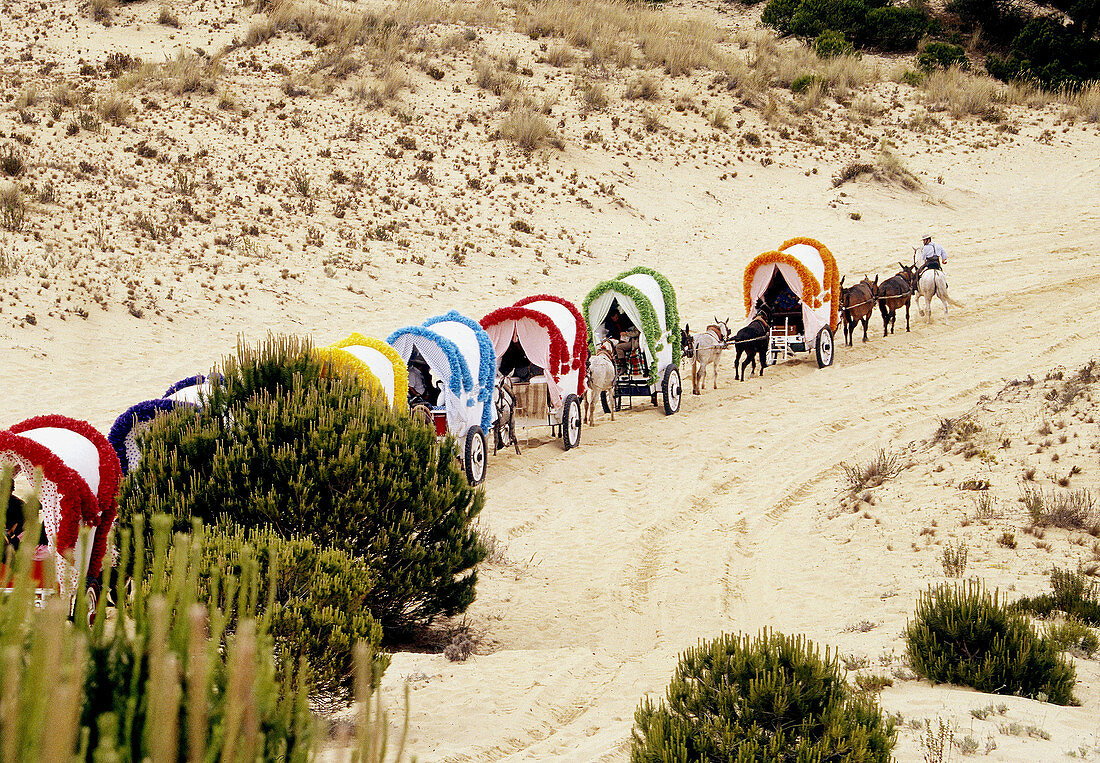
[604,309,640,363]
[4,481,47,555]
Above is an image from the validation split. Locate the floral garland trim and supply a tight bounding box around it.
[386,325,473,397]
[330,334,409,413]
[582,279,664,385]
[423,311,497,407]
[163,374,207,398]
[780,237,840,331]
[11,415,121,580]
[616,267,682,367]
[480,304,570,379]
[108,399,188,474]
[513,294,590,381]
[743,251,822,317]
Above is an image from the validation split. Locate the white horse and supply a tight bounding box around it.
[584,341,617,426]
[913,247,958,324]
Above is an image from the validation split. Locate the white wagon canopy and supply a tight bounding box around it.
[582,266,683,415]
[387,311,496,484]
[744,236,840,368]
[480,295,588,450]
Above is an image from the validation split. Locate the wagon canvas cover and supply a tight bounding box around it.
[743,237,840,340]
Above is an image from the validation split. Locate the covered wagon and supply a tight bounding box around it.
[480,294,586,451]
[387,311,496,485]
[583,266,683,415]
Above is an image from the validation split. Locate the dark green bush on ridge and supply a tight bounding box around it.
[918,42,970,71]
[905,582,1077,705]
[632,629,896,762]
[762,0,930,53]
[814,30,855,57]
[120,334,487,636]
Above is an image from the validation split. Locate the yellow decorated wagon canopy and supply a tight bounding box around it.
[743,237,840,335]
[315,333,408,412]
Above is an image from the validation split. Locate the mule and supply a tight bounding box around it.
[682,318,730,394]
[584,341,616,426]
[878,263,917,336]
[733,299,772,381]
[492,374,521,454]
[840,274,878,345]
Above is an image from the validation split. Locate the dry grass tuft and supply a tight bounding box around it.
[577,79,610,111]
[0,184,28,232]
[625,73,661,101]
[544,42,576,68]
[516,0,719,75]
[87,0,114,23]
[921,67,1005,119]
[96,92,131,124]
[842,449,901,493]
[499,108,558,152]
[158,4,180,27]
[1066,82,1100,123]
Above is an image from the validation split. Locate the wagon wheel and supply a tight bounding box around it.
[561,394,582,450]
[600,386,621,413]
[464,426,487,486]
[661,365,682,415]
[815,327,835,369]
[410,402,433,429]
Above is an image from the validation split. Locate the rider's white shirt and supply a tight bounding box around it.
[919,242,946,265]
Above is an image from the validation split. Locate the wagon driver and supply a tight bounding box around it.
[916,233,947,274]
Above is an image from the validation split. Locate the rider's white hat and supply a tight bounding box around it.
[922,232,933,240]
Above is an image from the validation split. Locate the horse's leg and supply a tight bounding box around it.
[712,356,720,389]
[511,418,521,454]
[734,349,742,381]
[861,314,869,342]
[904,300,910,332]
[940,293,949,325]
[880,303,890,336]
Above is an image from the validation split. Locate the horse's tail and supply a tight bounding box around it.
[938,272,963,306]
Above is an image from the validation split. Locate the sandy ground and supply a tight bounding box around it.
[2,0,1100,759]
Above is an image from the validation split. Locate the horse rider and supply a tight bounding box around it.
[916,233,947,275]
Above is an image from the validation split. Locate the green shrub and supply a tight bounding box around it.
[905,582,1077,705]
[789,0,875,40]
[120,334,487,635]
[791,73,820,92]
[1014,568,1100,626]
[631,629,896,761]
[0,506,316,760]
[200,525,387,701]
[1043,619,1100,658]
[918,42,969,71]
[866,6,928,50]
[986,17,1100,89]
[761,0,804,33]
[814,30,855,57]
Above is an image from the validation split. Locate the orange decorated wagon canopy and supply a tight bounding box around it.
[743,237,840,336]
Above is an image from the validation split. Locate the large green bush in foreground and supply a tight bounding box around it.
[632,629,896,762]
[120,335,487,635]
[906,582,1077,705]
[201,525,387,701]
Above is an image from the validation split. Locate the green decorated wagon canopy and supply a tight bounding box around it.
[582,266,681,384]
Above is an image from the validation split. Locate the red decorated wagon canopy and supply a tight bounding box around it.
[480,295,589,408]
